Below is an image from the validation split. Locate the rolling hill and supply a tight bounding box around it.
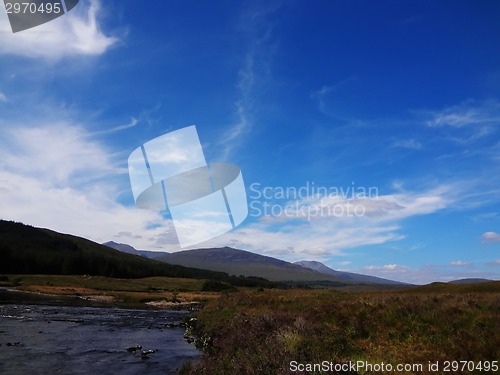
[448,278,494,284]
[407,281,500,293]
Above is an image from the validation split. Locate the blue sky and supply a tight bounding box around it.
[0,0,499,283]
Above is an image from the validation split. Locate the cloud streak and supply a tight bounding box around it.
[391,138,423,150]
[420,99,500,144]
[93,117,140,135]
[218,4,279,159]
[450,260,472,267]
[0,0,118,60]
[424,99,500,128]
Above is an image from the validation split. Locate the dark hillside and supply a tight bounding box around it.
[0,220,258,283]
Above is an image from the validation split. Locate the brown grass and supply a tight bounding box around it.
[183,288,500,374]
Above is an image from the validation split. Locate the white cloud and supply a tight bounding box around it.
[204,222,404,260]
[256,186,450,224]
[0,0,118,59]
[0,123,121,186]
[364,264,408,272]
[0,121,179,251]
[0,168,164,244]
[193,185,451,262]
[450,260,472,267]
[481,231,500,243]
[360,263,498,284]
[337,260,352,266]
[0,91,7,102]
[360,263,432,284]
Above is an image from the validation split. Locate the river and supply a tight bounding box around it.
[0,291,201,375]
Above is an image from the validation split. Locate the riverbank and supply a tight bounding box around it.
[0,287,204,311]
[0,286,113,308]
[0,274,219,310]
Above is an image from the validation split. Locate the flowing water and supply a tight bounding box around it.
[0,295,201,375]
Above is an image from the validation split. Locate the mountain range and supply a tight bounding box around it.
[294,260,405,285]
[104,242,407,285]
[3,220,492,287]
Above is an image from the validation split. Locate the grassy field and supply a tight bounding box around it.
[182,283,500,375]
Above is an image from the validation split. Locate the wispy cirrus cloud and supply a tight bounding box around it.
[310,77,370,123]
[424,99,500,128]
[92,117,140,135]
[311,85,334,116]
[420,99,500,143]
[391,138,423,150]
[0,91,7,102]
[218,3,280,159]
[0,0,118,60]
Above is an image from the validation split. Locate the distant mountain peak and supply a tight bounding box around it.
[102,241,139,254]
[102,241,165,259]
[295,260,334,273]
[295,260,407,285]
